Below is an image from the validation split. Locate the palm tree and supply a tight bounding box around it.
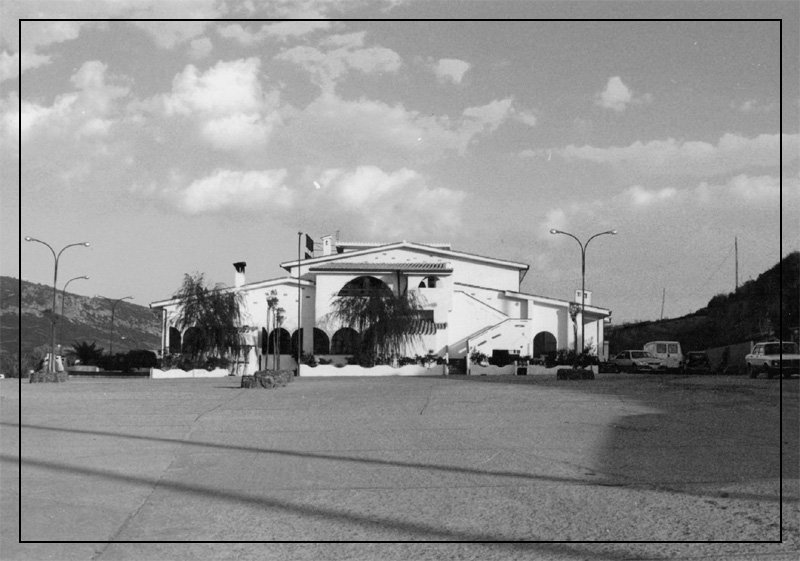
[68,341,104,365]
[172,273,245,364]
[328,284,426,365]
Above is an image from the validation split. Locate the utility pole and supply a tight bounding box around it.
[660,288,666,320]
[735,237,739,291]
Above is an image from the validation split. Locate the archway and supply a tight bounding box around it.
[267,328,291,354]
[338,276,392,297]
[168,326,182,354]
[313,328,330,354]
[182,326,203,357]
[331,328,360,354]
[533,331,558,359]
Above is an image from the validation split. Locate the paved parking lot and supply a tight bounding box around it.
[2,373,798,560]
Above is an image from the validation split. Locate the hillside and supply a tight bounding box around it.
[0,276,161,356]
[607,251,799,353]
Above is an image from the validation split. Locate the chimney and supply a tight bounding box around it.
[575,289,592,306]
[322,235,334,256]
[233,262,246,288]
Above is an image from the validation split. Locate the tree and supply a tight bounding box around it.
[328,283,426,365]
[68,341,104,365]
[172,273,245,363]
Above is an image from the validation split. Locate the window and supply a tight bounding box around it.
[656,343,667,354]
[668,343,679,354]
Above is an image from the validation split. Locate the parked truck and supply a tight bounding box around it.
[643,341,684,371]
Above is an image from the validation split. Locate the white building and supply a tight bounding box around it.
[150,237,611,375]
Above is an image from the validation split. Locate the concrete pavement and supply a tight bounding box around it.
[1,373,797,559]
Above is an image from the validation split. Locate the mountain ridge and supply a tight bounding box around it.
[1,276,161,356]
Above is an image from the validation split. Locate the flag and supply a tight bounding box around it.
[304,234,314,259]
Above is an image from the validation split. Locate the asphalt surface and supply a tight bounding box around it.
[1,372,798,560]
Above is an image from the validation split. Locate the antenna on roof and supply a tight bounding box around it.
[335,230,340,241]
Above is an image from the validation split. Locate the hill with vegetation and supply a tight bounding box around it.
[0,276,161,357]
[607,251,799,354]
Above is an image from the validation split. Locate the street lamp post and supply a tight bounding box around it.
[94,295,133,356]
[60,275,89,348]
[25,237,90,373]
[550,229,617,362]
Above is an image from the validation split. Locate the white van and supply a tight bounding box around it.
[643,341,683,370]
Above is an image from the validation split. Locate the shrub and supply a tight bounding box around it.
[469,350,488,365]
[1,352,36,378]
[126,349,158,370]
[300,352,318,367]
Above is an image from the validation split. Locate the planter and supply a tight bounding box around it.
[29,370,69,383]
[150,368,229,379]
[241,369,294,389]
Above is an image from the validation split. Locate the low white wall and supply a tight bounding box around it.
[469,364,599,376]
[470,364,518,376]
[150,368,230,379]
[300,364,443,377]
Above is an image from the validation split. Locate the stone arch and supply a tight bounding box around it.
[331,328,360,354]
[338,276,392,297]
[533,331,558,359]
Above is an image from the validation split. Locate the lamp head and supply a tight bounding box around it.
[549,229,560,235]
[25,237,32,241]
[610,230,618,235]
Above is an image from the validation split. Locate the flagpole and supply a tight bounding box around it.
[297,231,302,377]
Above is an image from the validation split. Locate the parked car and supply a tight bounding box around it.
[610,350,666,373]
[745,341,800,379]
[643,341,684,370]
[683,351,710,374]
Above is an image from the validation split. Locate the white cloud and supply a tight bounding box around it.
[1,51,52,81]
[514,108,538,127]
[164,58,266,115]
[729,99,776,113]
[160,58,281,150]
[21,21,83,51]
[218,21,330,44]
[622,185,678,207]
[314,166,466,238]
[289,92,514,161]
[595,76,652,112]
[131,21,211,49]
[431,58,470,84]
[169,168,292,214]
[276,35,401,91]
[18,61,128,140]
[561,133,798,176]
[162,164,467,239]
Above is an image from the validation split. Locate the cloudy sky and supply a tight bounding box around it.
[4,1,799,324]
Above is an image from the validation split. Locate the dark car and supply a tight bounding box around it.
[683,351,710,374]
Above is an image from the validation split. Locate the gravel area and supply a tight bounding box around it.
[2,373,797,560]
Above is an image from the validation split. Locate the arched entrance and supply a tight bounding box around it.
[338,276,392,297]
[533,331,557,359]
[331,328,360,354]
